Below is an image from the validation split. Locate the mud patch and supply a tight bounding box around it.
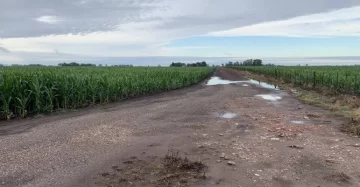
[93,150,207,187]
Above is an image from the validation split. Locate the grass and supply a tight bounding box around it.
[238,69,360,136]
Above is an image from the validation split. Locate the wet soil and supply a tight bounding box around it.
[1,68,360,187]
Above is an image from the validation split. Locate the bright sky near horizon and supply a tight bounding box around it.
[0,0,360,65]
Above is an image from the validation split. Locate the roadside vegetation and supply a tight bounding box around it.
[232,66,360,135]
[0,66,213,119]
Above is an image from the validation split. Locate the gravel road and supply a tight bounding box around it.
[1,68,360,187]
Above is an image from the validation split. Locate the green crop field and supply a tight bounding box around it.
[0,66,213,119]
[232,66,360,94]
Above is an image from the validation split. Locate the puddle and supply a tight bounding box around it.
[217,113,239,119]
[248,79,279,90]
[206,77,278,90]
[256,94,282,101]
[290,120,305,125]
[206,76,245,85]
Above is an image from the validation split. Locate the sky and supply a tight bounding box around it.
[1,0,360,66]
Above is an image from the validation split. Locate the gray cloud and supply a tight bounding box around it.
[1,0,360,64]
[0,0,160,37]
[1,0,360,38]
[0,45,11,53]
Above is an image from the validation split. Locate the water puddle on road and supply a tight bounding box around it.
[255,94,282,101]
[217,113,239,119]
[248,79,279,90]
[206,76,245,85]
[290,120,305,125]
[206,77,279,90]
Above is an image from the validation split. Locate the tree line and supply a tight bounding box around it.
[223,59,263,67]
[58,62,96,66]
[170,61,208,67]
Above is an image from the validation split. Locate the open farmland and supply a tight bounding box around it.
[1,68,360,187]
[232,66,360,94]
[0,66,213,119]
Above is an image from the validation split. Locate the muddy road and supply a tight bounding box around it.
[1,68,360,187]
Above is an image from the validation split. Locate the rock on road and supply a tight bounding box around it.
[1,68,360,187]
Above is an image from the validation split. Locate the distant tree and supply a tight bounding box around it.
[253,59,263,66]
[80,63,96,66]
[200,61,207,67]
[170,62,186,67]
[59,62,96,66]
[242,59,253,66]
[225,61,233,67]
[171,61,207,67]
[223,59,264,67]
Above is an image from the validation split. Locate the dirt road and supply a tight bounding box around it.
[1,68,360,187]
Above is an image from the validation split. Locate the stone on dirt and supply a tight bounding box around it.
[325,159,337,164]
[220,153,226,159]
[227,161,236,165]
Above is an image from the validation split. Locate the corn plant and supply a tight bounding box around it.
[0,66,214,119]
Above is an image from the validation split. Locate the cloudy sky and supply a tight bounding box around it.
[1,0,360,66]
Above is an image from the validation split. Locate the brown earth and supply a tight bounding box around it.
[1,68,360,187]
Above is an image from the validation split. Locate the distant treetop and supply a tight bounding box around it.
[58,62,96,66]
[224,59,263,67]
[170,61,208,67]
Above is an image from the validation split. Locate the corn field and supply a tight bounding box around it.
[0,66,213,119]
[232,66,360,93]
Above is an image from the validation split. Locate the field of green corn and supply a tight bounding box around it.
[0,67,213,119]
[232,66,360,93]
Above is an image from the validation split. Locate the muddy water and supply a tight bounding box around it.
[206,76,245,85]
[248,79,279,90]
[290,120,306,125]
[206,77,278,90]
[256,94,282,101]
[218,113,239,119]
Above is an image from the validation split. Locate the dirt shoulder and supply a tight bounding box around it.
[1,68,360,187]
[237,68,360,136]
